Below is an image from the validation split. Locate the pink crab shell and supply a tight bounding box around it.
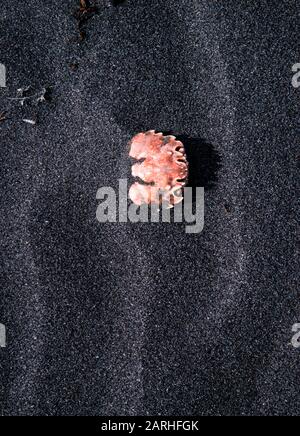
[129,130,188,207]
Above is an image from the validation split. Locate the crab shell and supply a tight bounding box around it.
[129,131,188,208]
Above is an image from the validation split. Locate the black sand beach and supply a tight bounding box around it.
[0,0,299,416]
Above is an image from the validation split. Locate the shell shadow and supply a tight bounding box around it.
[161,132,222,191]
[112,0,127,5]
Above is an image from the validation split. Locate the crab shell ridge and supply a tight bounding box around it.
[129,131,189,208]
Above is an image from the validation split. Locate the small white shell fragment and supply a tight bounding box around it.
[22,119,37,125]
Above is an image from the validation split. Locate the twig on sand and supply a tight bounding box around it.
[8,87,52,106]
[73,0,98,42]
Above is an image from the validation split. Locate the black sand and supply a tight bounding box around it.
[0,0,299,416]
